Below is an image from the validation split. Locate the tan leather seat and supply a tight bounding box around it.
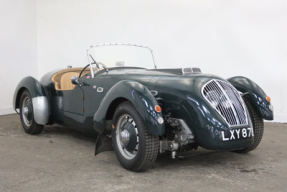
[52,68,92,91]
[60,72,79,90]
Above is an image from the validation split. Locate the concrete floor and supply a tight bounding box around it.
[0,114,286,192]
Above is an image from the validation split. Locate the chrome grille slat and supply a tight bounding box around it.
[216,84,237,124]
[210,81,236,125]
[208,82,228,121]
[210,83,235,124]
[202,79,248,127]
[218,81,247,125]
[230,86,247,124]
[218,82,242,123]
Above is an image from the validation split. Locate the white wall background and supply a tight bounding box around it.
[0,0,286,122]
[0,0,37,115]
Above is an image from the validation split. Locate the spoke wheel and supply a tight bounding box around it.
[112,101,159,172]
[115,114,139,160]
[19,90,44,134]
[21,96,32,126]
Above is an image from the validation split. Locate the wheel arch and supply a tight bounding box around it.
[227,76,273,120]
[15,87,27,110]
[105,97,128,121]
[13,76,50,125]
[93,80,165,136]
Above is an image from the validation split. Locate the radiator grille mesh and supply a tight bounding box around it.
[202,79,248,127]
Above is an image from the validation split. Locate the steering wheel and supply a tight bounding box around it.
[97,62,107,69]
[79,62,108,78]
[79,63,96,78]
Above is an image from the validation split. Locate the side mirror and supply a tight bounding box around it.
[71,76,79,85]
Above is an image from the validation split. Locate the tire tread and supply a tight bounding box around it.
[113,101,159,172]
[20,90,44,135]
[234,96,264,153]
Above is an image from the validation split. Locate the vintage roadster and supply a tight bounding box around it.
[13,44,273,171]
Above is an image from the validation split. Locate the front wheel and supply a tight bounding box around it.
[19,90,44,134]
[233,96,264,153]
[112,101,159,172]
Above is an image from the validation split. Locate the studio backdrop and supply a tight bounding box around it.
[0,0,286,122]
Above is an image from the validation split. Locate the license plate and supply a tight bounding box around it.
[221,127,254,141]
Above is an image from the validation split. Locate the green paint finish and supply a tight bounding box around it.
[93,80,165,136]
[228,76,273,120]
[13,76,50,110]
[148,74,253,150]
[13,67,270,151]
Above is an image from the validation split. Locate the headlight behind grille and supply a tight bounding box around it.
[202,79,248,127]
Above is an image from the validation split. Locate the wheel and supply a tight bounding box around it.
[19,90,44,134]
[233,96,264,153]
[112,101,159,172]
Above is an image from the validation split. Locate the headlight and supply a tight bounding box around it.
[220,96,231,109]
[157,117,164,124]
[269,104,273,111]
[205,90,220,107]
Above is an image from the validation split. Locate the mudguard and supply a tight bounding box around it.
[93,80,165,136]
[13,76,50,125]
[227,76,273,120]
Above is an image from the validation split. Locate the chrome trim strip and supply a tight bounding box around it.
[89,43,157,69]
[86,50,95,78]
[32,96,49,125]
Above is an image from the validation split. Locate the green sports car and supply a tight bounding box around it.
[13,44,273,171]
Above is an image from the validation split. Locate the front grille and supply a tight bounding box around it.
[202,79,248,127]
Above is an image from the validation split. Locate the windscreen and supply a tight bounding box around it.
[88,44,155,70]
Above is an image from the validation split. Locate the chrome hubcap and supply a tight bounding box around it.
[116,114,139,160]
[21,97,32,126]
[120,129,130,146]
[23,107,29,117]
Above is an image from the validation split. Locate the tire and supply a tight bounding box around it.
[19,90,44,134]
[233,96,264,153]
[112,101,159,172]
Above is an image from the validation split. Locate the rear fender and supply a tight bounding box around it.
[93,80,165,136]
[227,76,273,120]
[13,76,50,125]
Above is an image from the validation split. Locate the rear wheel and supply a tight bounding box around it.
[19,90,44,134]
[112,101,159,172]
[233,96,264,153]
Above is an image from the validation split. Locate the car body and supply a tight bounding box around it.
[13,44,273,171]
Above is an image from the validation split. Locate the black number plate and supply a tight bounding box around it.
[221,127,254,141]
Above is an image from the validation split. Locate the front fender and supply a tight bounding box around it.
[227,76,273,120]
[93,80,165,136]
[13,76,50,125]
